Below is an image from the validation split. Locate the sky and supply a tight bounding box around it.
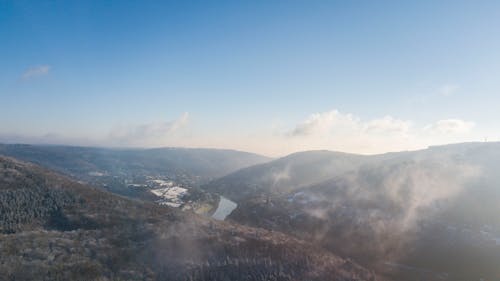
[1,0,500,156]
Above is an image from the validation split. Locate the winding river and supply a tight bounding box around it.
[211,196,237,221]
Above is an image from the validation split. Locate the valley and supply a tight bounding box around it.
[3,2,498,280]
[207,142,500,281]
[0,155,376,281]
[1,142,500,280]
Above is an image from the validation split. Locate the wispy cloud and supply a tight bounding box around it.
[109,112,190,146]
[289,110,359,137]
[439,84,459,97]
[21,65,51,79]
[288,110,412,138]
[0,109,481,157]
[424,119,475,135]
[364,116,412,135]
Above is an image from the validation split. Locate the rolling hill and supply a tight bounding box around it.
[0,155,376,281]
[0,144,271,210]
[0,144,271,186]
[211,142,500,280]
[203,150,371,201]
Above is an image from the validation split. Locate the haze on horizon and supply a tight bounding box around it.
[2,1,500,157]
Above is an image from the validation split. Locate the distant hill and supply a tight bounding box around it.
[0,144,271,185]
[0,144,271,206]
[224,142,500,281]
[203,150,372,201]
[0,156,376,281]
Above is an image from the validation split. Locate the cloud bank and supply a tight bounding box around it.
[289,110,474,139]
[0,109,481,157]
[274,109,477,156]
[22,65,51,79]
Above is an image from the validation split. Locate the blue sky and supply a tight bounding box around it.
[1,1,499,156]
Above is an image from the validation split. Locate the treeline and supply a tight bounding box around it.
[0,160,78,233]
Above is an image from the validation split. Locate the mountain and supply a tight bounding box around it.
[0,155,376,281]
[0,144,271,185]
[219,142,500,281]
[0,144,271,210]
[203,150,371,201]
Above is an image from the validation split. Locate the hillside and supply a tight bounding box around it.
[0,144,271,212]
[203,150,371,201]
[0,156,376,281]
[222,143,500,280]
[0,144,271,186]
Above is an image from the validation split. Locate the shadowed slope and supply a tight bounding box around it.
[0,156,375,281]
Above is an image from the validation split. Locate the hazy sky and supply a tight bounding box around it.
[1,1,499,156]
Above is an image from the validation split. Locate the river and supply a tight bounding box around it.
[211,196,237,221]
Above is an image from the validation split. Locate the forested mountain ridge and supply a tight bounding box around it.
[0,143,271,213]
[0,144,271,186]
[203,150,371,201]
[221,142,500,281]
[0,155,376,281]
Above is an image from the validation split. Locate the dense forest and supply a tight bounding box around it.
[0,156,375,281]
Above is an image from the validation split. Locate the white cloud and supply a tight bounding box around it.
[424,119,475,135]
[167,112,190,132]
[1,108,480,157]
[364,116,412,135]
[289,110,411,138]
[289,110,359,136]
[278,109,478,156]
[278,110,418,155]
[439,84,459,97]
[109,112,190,145]
[22,65,51,79]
